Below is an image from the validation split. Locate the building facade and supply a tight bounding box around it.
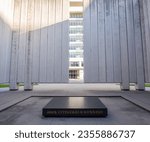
[69,0,84,80]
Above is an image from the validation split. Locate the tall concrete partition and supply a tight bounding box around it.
[0,0,69,90]
[0,0,13,85]
[140,0,150,84]
[0,0,150,91]
[83,0,146,90]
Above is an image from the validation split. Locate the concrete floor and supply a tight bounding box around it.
[0,97,150,125]
[0,84,150,125]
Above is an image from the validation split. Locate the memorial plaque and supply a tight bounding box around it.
[43,97,107,117]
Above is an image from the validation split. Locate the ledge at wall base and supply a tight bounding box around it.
[10,89,18,91]
[121,89,130,91]
[136,89,145,91]
[24,89,33,91]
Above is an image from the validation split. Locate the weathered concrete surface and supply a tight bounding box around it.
[0,84,150,125]
[0,97,150,125]
[0,90,31,112]
[0,84,150,112]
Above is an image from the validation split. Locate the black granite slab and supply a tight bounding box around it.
[43,97,107,117]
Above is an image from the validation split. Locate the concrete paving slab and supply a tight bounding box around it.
[0,97,150,125]
[122,93,150,112]
[0,84,150,114]
[0,84,150,125]
[0,91,31,112]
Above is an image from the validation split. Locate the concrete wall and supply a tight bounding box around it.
[0,0,69,90]
[140,0,150,83]
[0,0,150,91]
[83,0,145,90]
[0,0,14,84]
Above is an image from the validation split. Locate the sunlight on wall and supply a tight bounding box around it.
[11,0,69,32]
[0,0,14,28]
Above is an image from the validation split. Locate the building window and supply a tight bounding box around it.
[70,13,83,18]
[70,20,83,26]
[70,61,79,67]
[69,70,79,79]
[70,45,83,50]
[70,36,83,42]
[81,62,84,67]
[70,53,83,58]
[69,28,83,34]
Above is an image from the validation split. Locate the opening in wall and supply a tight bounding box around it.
[69,0,84,83]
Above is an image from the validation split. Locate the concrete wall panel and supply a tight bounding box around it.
[83,0,145,90]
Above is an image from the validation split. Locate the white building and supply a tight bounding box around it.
[69,0,84,80]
